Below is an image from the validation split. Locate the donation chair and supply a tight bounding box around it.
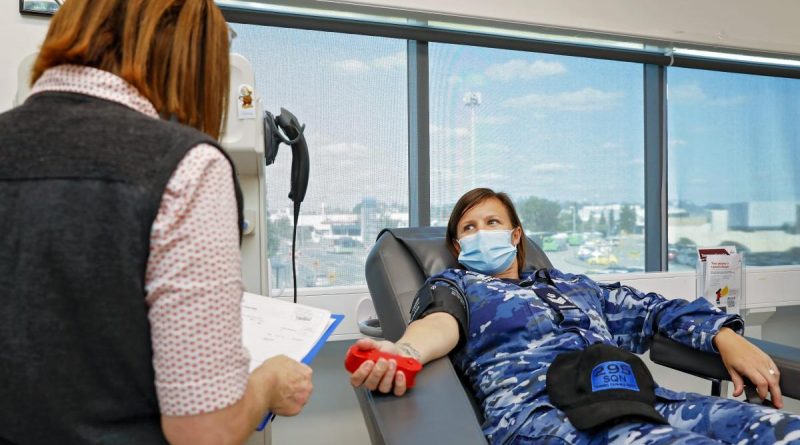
[357,227,800,445]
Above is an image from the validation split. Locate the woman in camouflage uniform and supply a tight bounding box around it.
[350,188,800,444]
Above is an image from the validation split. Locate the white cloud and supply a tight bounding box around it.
[669,84,746,107]
[334,51,405,74]
[602,142,622,149]
[529,162,576,173]
[485,59,567,82]
[669,83,706,102]
[503,88,624,111]
[373,51,405,70]
[334,59,370,74]
[630,157,644,165]
[669,139,687,147]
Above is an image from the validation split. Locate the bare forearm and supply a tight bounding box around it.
[162,373,273,445]
[396,312,460,364]
[712,326,737,350]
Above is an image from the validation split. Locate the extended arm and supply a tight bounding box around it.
[598,280,781,407]
[349,312,460,396]
[598,280,742,354]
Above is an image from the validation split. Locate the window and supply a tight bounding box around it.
[429,43,646,273]
[227,10,800,282]
[668,68,800,269]
[231,24,408,291]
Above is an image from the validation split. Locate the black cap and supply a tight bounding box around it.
[546,343,668,430]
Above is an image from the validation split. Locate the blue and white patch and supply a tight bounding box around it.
[533,288,578,312]
[591,361,639,392]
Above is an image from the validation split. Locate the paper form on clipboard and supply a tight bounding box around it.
[241,292,344,431]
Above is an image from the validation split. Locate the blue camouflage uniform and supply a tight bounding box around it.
[414,267,800,445]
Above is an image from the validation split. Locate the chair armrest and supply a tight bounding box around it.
[353,357,487,445]
[650,333,800,399]
[748,337,800,400]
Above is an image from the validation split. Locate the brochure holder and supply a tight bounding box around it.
[695,246,745,316]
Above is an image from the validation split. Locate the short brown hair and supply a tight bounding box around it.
[446,188,527,273]
[32,0,230,139]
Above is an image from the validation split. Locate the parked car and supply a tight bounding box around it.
[327,237,363,254]
[587,251,618,266]
[567,233,584,246]
[667,246,678,262]
[542,236,567,252]
[576,244,594,260]
[675,244,698,266]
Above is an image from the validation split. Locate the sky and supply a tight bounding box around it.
[231,23,800,214]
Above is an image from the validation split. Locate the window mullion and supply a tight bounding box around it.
[644,64,668,271]
[408,40,430,227]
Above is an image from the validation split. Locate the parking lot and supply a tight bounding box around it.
[544,234,649,274]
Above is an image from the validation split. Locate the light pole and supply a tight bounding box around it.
[572,205,577,233]
[463,92,481,190]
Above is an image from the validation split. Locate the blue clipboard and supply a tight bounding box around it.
[256,313,344,431]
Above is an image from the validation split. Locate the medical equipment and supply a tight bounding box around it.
[358,227,800,445]
[263,108,310,303]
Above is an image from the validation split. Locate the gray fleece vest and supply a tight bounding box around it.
[0,91,243,444]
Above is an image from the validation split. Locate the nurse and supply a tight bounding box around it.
[349,187,800,444]
[0,1,311,444]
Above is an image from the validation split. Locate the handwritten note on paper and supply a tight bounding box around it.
[241,292,333,372]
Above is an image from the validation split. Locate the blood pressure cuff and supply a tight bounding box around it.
[409,278,469,348]
[546,343,668,430]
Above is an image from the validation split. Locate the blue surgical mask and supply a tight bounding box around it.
[457,229,517,275]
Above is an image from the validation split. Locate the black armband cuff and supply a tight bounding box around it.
[409,280,469,347]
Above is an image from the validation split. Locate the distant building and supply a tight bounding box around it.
[270,198,408,246]
[360,197,379,244]
[269,209,359,242]
[727,202,799,230]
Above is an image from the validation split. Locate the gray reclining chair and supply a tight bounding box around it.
[357,227,800,445]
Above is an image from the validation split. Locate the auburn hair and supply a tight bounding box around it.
[446,188,527,273]
[32,0,230,139]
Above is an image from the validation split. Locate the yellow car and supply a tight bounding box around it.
[587,252,618,266]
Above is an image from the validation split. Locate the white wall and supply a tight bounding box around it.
[0,3,49,112]
[322,0,800,56]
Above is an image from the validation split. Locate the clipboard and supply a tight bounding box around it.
[255,313,344,431]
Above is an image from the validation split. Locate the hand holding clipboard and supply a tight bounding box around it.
[240,292,343,431]
[255,313,344,430]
